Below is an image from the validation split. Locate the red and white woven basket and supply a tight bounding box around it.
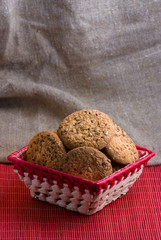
[8,145,155,215]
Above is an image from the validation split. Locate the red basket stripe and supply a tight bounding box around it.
[8,145,155,195]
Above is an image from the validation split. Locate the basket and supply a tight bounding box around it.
[8,145,155,215]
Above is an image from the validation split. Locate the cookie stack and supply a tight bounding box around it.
[26,110,139,181]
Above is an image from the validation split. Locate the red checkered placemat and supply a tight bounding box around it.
[0,164,160,240]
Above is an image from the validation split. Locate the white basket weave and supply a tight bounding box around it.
[14,164,143,215]
[8,145,155,215]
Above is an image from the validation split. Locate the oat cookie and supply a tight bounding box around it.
[26,131,66,170]
[113,125,125,137]
[103,131,139,165]
[60,147,113,181]
[111,161,124,173]
[57,109,116,150]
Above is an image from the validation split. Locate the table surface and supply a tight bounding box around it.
[0,164,160,240]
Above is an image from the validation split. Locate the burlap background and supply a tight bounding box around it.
[0,0,160,164]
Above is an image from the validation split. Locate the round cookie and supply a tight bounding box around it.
[26,131,66,170]
[113,125,125,137]
[53,129,58,134]
[103,131,139,165]
[111,161,124,173]
[57,109,116,150]
[60,147,113,181]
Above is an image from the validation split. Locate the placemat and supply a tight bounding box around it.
[1,0,161,165]
[0,164,160,240]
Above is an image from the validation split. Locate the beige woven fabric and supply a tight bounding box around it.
[0,0,160,165]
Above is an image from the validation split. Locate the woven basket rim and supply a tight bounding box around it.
[97,145,155,185]
[7,145,155,194]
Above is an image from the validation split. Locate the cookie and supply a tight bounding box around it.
[57,109,116,150]
[60,146,113,181]
[26,131,66,170]
[103,130,139,165]
[111,161,124,173]
[113,125,125,137]
[53,129,58,134]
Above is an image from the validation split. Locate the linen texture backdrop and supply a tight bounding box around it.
[0,0,161,164]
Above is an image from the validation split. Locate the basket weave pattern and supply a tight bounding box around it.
[8,146,155,215]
